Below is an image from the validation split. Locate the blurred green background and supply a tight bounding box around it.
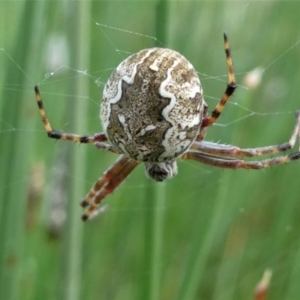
[1,1,300,300]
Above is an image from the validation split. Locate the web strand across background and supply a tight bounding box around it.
[1,1,300,300]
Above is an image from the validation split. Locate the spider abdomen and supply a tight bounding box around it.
[101,48,204,163]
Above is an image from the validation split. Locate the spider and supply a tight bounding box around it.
[34,33,300,221]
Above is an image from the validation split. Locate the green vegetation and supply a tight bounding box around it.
[1,1,300,299]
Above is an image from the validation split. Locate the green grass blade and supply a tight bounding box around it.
[143,1,169,300]
[176,173,233,300]
[0,2,47,299]
[59,2,91,300]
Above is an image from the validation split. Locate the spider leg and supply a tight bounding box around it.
[195,103,208,142]
[81,155,139,221]
[94,142,122,154]
[200,33,237,129]
[192,111,300,157]
[81,155,130,207]
[34,85,107,144]
[181,150,300,170]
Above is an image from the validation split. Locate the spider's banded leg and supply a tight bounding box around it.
[181,151,300,170]
[193,111,300,157]
[94,142,122,154]
[81,156,139,221]
[81,155,130,207]
[195,104,208,142]
[200,33,237,129]
[34,85,107,144]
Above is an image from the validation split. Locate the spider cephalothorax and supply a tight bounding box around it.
[145,160,178,181]
[34,34,300,221]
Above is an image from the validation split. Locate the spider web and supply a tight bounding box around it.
[1,1,300,298]
[0,1,300,209]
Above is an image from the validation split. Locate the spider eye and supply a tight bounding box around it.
[145,161,178,182]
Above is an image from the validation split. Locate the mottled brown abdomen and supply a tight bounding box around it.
[101,48,205,163]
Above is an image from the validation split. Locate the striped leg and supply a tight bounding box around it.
[81,155,139,221]
[34,85,107,144]
[181,150,300,170]
[200,33,237,129]
[192,111,300,156]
